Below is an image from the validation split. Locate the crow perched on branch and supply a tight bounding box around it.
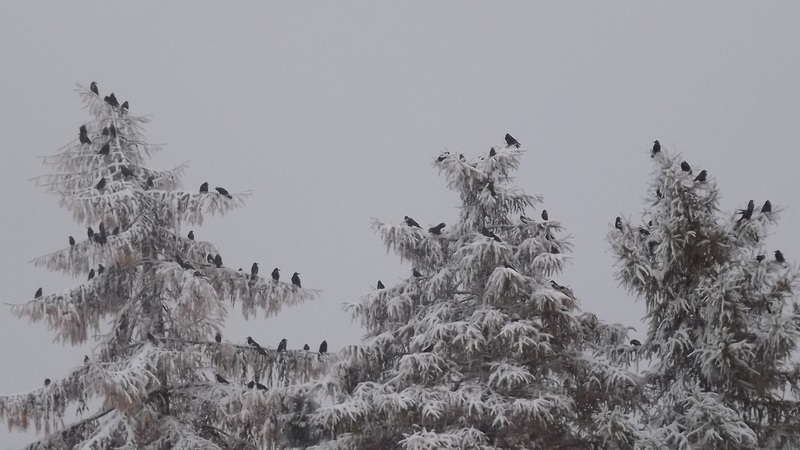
[215,187,232,199]
[200,182,208,193]
[35,288,42,299]
[615,217,623,231]
[90,81,99,95]
[680,161,692,173]
[429,223,446,235]
[630,339,641,346]
[412,268,422,278]
[319,340,328,354]
[775,250,785,263]
[404,216,421,228]
[377,280,385,289]
[694,170,707,182]
[489,148,497,157]
[106,93,119,107]
[120,101,129,111]
[247,337,268,356]
[738,200,755,221]
[303,344,310,350]
[251,263,259,280]
[215,332,221,343]
[214,255,223,268]
[271,268,280,282]
[541,210,549,221]
[215,374,229,384]
[69,236,75,246]
[187,231,194,240]
[98,142,110,155]
[277,338,287,352]
[761,200,772,214]
[88,269,95,280]
[505,133,520,148]
[120,165,133,177]
[291,272,302,288]
[651,140,660,157]
[481,227,502,242]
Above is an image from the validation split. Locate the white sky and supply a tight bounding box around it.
[2,2,799,447]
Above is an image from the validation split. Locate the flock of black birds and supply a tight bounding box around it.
[199,182,233,199]
[237,335,326,356]
[89,81,129,112]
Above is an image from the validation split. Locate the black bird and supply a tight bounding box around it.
[481,227,502,242]
[656,188,663,199]
[187,231,194,240]
[694,170,707,182]
[215,332,221,343]
[84,355,90,363]
[762,200,772,214]
[651,140,660,157]
[88,269,95,280]
[214,254,223,268]
[98,222,106,237]
[107,93,119,107]
[200,182,208,193]
[680,161,692,173]
[247,336,268,356]
[93,234,105,245]
[44,378,51,387]
[109,125,117,139]
[404,216,421,228]
[756,254,766,262]
[97,264,105,275]
[421,343,434,353]
[207,254,215,264]
[255,382,268,391]
[291,272,302,288]
[429,223,446,235]
[215,187,232,199]
[412,268,422,278]
[630,339,641,346]
[271,268,280,282]
[319,340,328,354]
[775,250,785,263]
[215,374,229,384]
[541,210,549,221]
[79,124,88,136]
[98,142,110,155]
[147,176,154,188]
[615,217,623,231]
[120,165,133,178]
[87,227,94,239]
[69,236,75,246]
[102,127,109,136]
[377,280,385,289]
[247,380,255,389]
[505,133,520,148]
[489,148,497,157]
[738,200,755,221]
[303,344,310,350]
[79,133,92,145]
[120,101,129,111]
[90,81,99,95]
[96,178,106,190]
[35,287,42,299]
[251,263,259,280]
[277,338,287,352]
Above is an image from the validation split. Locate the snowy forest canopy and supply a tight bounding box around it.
[1,86,799,449]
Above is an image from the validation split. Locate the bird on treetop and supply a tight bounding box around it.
[541,210,549,221]
[69,236,75,246]
[88,269,95,280]
[775,250,785,263]
[404,216,421,228]
[98,142,110,155]
[615,217,623,231]
[277,338,287,352]
[90,81,99,95]
[251,263,259,280]
[761,200,772,214]
[215,187,232,199]
[630,339,641,346]
[291,272,302,288]
[200,182,208,193]
[214,254,223,268]
[694,170,707,183]
[120,101,129,111]
[271,268,280,282]
[680,161,692,173]
[319,340,328,354]
[377,280,385,289]
[303,344,310,350]
[87,227,94,238]
[489,148,497,157]
[35,287,42,299]
[738,200,755,222]
[505,133,520,148]
[187,231,194,240]
[651,140,660,157]
[429,223,446,235]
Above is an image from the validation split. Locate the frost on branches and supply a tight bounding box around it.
[0,85,328,449]
[609,146,800,449]
[310,143,644,449]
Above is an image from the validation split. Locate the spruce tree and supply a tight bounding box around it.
[0,85,325,449]
[309,143,645,449]
[609,146,800,449]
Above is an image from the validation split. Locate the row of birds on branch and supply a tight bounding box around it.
[436,133,521,163]
[236,335,328,355]
[176,244,303,287]
[199,182,232,199]
[89,81,129,111]
[403,216,446,235]
[651,140,708,182]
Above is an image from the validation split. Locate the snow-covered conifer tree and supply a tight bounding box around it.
[609,146,800,449]
[0,85,327,449]
[309,142,645,449]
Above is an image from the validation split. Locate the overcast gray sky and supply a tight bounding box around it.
[2,2,799,447]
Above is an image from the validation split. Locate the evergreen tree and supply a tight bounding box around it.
[309,143,644,449]
[0,85,326,449]
[609,146,800,449]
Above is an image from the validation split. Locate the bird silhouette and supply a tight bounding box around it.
[88,269,95,280]
[319,340,328,354]
[121,101,129,111]
[44,378,51,387]
[651,140,660,157]
[761,200,772,214]
[107,93,119,107]
[680,161,692,173]
[200,182,208,193]
[404,216,421,228]
[480,227,502,242]
[756,255,766,262]
[87,227,94,239]
[98,142,110,155]
[271,268,280,282]
[97,264,105,275]
[377,280,385,289]
[215,374,229,384]
[247,337,268,356]
[120,165,133,178]
[69,236,75,246]
[303,344,310,350]
[247,381,255,389]
[187,231,194,240]
[291,272,302,288]
[489,148,497,157]
[412,268,422,278]
[214,254,223,268]
[615,217,623,231]
[215,187,232,199]
[429,223,446,235]
[109,125,117,139]
[775,250,785,263]
[102,127,109,136]
[738,200,755,221]
[694,170,707,182]
[35,287,42,299]
[215,332,221,343]
[277,338,287,352]
[90,81,99,95]
[541,210,549,221]
[505,133,520,148]
[656,188,663,199]
[251,263,259,280]
[84,355,89,363]
[630,339,641,346]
